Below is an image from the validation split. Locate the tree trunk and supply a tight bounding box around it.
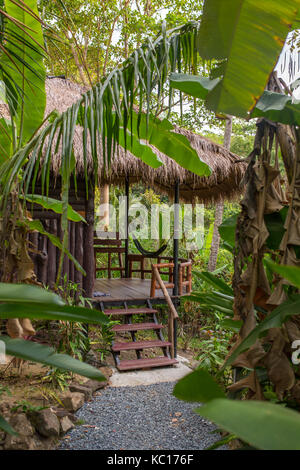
[207,116,232,272]
[100,184,110,230]
[123,0,130,59]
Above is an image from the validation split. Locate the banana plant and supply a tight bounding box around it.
[196,0,300,116]
[170,72,300,127]
[167,0,300,449]
[223,263,300,369]
[173,368,300,450]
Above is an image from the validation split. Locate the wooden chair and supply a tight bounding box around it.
[94,231,125,278]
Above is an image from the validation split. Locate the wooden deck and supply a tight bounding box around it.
[93,278,174,303]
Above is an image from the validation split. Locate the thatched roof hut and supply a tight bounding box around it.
[43,78,246,203]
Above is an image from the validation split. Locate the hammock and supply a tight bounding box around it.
[132,234,170,257]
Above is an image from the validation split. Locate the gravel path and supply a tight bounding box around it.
[59,381,225,450]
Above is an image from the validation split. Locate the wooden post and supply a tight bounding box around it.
[188,263,192,293]
[81,181,94,355]
[74,221,83,289]
[31,231,39,277]
[173,180,180,358]
[150,265,156,297]
[38,221,48,285]
[83,181,95,298]
[173,180,180,296]
[178,264,183,296]
[56,221,61,280]
[100,184,110,230]
[47,219,57,288]
[69,221,75,283]
[62,221,70,282]
[124,176,129,278]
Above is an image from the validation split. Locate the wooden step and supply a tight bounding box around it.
[117,356,178,371]
[112,322,163,333]
[103,308,157,316]
[112,340,171,352]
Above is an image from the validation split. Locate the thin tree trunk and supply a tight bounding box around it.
[123,0,130,59]
[100,184,110,230]
[208,116,232,272]
[70,42,89,87]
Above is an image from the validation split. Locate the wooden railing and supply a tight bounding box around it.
[150,262,174,296]
[151,263,179,358]
[178,261,192,295]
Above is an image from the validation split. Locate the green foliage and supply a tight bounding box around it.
[0,282,63,304]
[173,369,226,402]
[0,282,109,324]
[198,398,300,450]
[180,270,234,377]
[24,194,86,223]
[92,319,118,361]
[129,111,211,176]
[11,400,46,414]
[192,271,233,296]
[197,0,299,116]
[218,214,238,249]
[170,72,215,100]
[170,71,300,128]
[264,207,288,251]
[193,332,232,372]
[1,0,46,148]
[42,367,72,391]
[230,134,254,158]
[41,0,204,83]
[174,369,300,450]
[0,335,105,381]
[0,385,11,398]
[266,261,300,289]
[252,90,300,126]
[0,415,17,436]
[0,281,109,433]
[170,73,219,99]
[203,222,213,256]
[118,127,163,168]
[224,293,300,369]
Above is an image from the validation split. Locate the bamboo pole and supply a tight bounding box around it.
[152,264,179,358]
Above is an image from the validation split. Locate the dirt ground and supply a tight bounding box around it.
[0,345,194,411]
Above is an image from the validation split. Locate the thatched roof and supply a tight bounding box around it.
[33,78,247,202]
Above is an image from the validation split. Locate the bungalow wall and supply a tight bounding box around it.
[27,177,95,298]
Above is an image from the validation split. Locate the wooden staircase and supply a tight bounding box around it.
[100,300,178,371]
